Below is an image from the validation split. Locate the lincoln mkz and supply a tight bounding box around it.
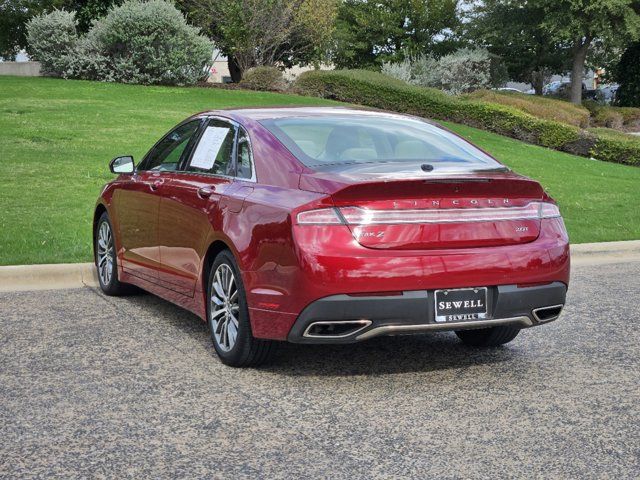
[94,107,570,367]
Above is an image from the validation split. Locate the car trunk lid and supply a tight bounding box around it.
[315,174,545,250]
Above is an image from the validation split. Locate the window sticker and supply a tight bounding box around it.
[190,126,231,170]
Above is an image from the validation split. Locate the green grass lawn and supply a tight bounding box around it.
[0,76,336,265]
[1,76,639,265]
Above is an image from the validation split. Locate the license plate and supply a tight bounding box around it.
[434,287,488,323]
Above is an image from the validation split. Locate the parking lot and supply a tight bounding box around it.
[1,260,639,479]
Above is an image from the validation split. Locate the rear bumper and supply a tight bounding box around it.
[247,218,569,341]
[287,282,567,344]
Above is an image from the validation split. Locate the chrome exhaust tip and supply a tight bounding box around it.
[532,304,564,323]
[303,320,372,339]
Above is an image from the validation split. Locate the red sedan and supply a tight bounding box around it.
[94,107,570,367]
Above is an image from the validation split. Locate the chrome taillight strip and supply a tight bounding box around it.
[295,202,561,226]
[339,202,560,225]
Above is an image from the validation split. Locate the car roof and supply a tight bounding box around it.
[199,106,420,122]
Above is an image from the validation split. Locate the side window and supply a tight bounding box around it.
[140,120,200,172]
[186,119,236,176]
[236,127,253,180]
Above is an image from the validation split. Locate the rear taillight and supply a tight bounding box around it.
[339,204,543,224]
[296,207,343,225]
[539,203,561,219]
[296,202,561,226]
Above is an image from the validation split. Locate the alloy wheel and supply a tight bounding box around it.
[97,221,114,286]
[210,264,240,352]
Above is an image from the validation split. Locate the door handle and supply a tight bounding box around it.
[149,180,164,191]
[198,186,215,198]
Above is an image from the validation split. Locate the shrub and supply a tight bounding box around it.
[382,49,496,94]
[592,109,624,129]
[469,90,591,128]
[26,9,78,77]
[584,101,640,130]
[589,129,640,166]
[62,26,114,81]
[381,58,412,84]
[409,55,441,88]
[294,69,640,167]
[382,55,440,88]
[87,0,212,85]
[239,66,286,91]
[617,107,640,127]
[436,48,493,95]
[27,0,212,86]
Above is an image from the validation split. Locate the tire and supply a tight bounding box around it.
[455,325,521,347]
[94,212,135,296]
[207,250,276,367]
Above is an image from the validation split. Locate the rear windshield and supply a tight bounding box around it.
[260,115,502,171]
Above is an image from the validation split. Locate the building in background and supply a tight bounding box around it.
[0,50,41,76]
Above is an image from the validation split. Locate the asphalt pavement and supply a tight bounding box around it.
[1,260,638,479]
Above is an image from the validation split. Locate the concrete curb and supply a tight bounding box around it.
[570,239,640,254]
[0,263,98,292]
[1,240,639,292]
[570,240,640,266]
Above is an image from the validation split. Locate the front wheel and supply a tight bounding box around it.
[207,250,276,367]
[455,325,520,347]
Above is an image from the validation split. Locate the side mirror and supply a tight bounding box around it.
[109,155,135,174]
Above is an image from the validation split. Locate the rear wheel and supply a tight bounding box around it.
[455,325,520,347]
[207,250,276,367]
[94,212,135,296]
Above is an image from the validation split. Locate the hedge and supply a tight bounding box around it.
[239,66,287,91]
[584,101,640,131]
[589,128,640,166]
[294,70,640,167]
[467,89,591,128]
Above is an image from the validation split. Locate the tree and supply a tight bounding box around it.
[67,0,123,32]
[615,41,640,106]
[332,0,460,69]
[539,0,640,104]
[467,0,568,95]
[1,1,50,60]
[0,0,121,60]
[177,0,337,81]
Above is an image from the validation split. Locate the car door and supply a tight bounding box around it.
[157,117,244,295]
[114,119,202,282]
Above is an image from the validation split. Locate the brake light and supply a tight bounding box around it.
[337,202,560,225]
[539,203,561,219]
[296,208,343,225]
[296,202,561,226]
